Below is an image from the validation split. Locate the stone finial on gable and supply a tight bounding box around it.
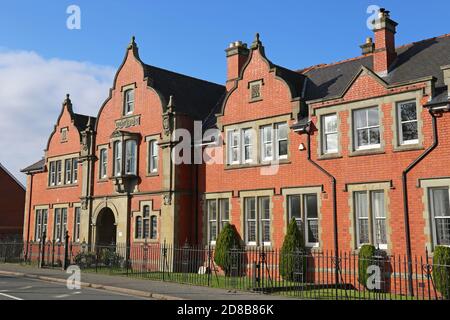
[63,93,73,113]
[251,32,262,49]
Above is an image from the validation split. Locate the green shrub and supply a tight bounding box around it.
[358,244,376,288]
[433,245,450,299]
[98,248,124,267]
[214,224,242,276]
[280,219,305,281]
[74,252,96,268]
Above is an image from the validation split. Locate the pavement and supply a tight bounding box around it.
[0,263,295,300]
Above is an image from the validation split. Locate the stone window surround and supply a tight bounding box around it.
[419,177,450,253]
[202,192,233,246]
[132,200,160,243]
[121,83,137,116]
[110,131,141,178]
[96,143,109,181]
[145,134,161,177]
[347,181,392,252]
[239,189,274,248]
[248,79,264,102]
[33,205,49,242]
[281,186,323,250]
[313,90,425,159]
[47,153,80,189]
[224,114,291,169]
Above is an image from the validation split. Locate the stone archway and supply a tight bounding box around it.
[96,207,117,246]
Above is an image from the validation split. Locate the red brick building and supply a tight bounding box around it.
[22,9,450,259]
[0,163,25,238]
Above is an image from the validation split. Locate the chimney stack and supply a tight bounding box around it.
[442,65,450,98]
[225,41,249,90]
[360,37,374,55]
[372,8,398,77]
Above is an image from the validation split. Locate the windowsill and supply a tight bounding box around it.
[47,183,79,190]
[349,148,385,158]
[133,239,159,244]
[249,97,263,103]
[225,159,291,170]
[146,172,159,177]
[109,174,138,180]
[318,153,343,160]
[98,178,109,183]
[393,144,424,153]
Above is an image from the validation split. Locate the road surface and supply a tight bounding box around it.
[0,275,151,300]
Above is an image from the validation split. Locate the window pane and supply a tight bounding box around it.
[358,219,370,244]
[324,114,337,133]
[143,206,150,218]
[245,198,256,219]
[219,199,229,223]
[325,133,338,152]
[435,219,450,245]
[431,188,450,217]
[375,219,387,246]
[355,192,368,218]
[368,107,379,126]
[208,200,217,220]
[247,221,256,242]
[305,194,318,219]
[354,109,366,129]
[308,220,319,243]
[263,126,272,142]
[261,220,270,242]
[401,122,418,141]
[371,191,385,218]
[114,141,122,175]
[355,191,369,245]
[143,219,150,238]
[357,129,369,146]
[135,217,142,239]
[125,140,136,174]
[277,123,288,140]
[278,140,288,157]
[151,216,157,239]
[260,197,270,219]
[288,195,301,221]
[369,128,380,144]
[400,102,417,121]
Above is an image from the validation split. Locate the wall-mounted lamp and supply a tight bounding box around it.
[298,143,306,151]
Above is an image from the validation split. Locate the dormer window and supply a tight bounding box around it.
[124,89,134,115]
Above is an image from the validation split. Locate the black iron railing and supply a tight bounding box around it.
[0,240,449,300]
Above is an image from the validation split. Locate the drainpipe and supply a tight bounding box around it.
[304,127,339,290]
[402,106,443,296]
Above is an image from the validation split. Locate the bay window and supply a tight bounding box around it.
[113,141,122,176]
[125,140,137,175]
[99,148,108,178]
[149,139,158,173]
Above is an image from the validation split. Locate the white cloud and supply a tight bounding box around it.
[0,49,115,185]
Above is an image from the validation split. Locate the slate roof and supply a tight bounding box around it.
[143,64,226,121]
[21,158,45,173]
[73,113,96,132]
[301,34,450,102]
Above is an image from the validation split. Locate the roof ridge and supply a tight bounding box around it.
[144,64,225,88]
[0,162,25,190]
[298,32,450,75]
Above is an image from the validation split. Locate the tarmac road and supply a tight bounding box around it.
[0,274,152,300]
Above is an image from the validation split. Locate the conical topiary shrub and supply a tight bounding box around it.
[433,245,450,299]
[358,244,376,288]
[280,218,305,281]
[214,224,242,276]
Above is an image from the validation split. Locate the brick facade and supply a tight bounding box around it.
[0,163,25,237]
[22,9,450,258]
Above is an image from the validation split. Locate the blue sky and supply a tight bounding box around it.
[1,0,449,83]
[0,0,449,183]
